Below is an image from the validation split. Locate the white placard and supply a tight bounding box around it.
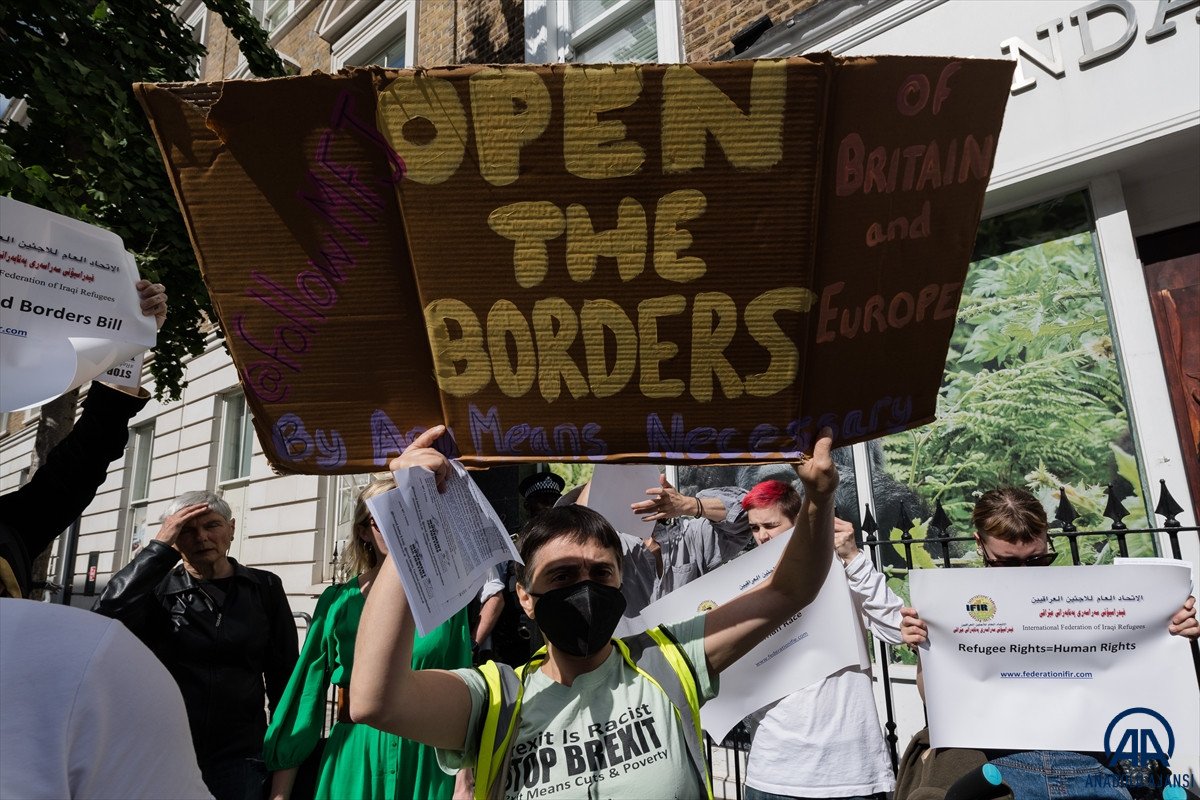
[911,563,1198,769]
[0,197,156,410]
[588,463,663,535]
[641,531,866,742]
[367,461,521,636]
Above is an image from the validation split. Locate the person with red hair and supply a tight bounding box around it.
[739,480,902,800]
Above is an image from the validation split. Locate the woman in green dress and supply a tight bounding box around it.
[264,476,473,800]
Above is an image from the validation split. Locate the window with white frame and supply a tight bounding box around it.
[251,0,300,37]
[322,472,374,583]
[218,391,254,485]
[185,5,207,79]
[330,1,417,71]
[217,391,254,562]
[525,0,681,64]
[125,422,155,559]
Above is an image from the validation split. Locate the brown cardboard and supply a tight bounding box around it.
[137,55,1013,474]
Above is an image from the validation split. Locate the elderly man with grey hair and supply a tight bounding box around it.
[94,490,298,800]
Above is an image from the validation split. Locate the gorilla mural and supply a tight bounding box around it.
[677,441,930,569]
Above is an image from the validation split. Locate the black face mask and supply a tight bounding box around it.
[530,580,627,657]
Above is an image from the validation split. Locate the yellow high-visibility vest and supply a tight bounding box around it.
[473,625,712,800]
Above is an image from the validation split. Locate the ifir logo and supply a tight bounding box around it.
[965,594,997,622]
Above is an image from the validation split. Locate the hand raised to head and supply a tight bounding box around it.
[388,425,452,493]
[153,503,209,547]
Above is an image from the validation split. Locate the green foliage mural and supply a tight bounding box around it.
[549,463,595,493]
[881,194,1149,535]
[873,194,1157,663]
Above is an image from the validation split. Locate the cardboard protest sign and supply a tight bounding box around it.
[136,55,1013,474]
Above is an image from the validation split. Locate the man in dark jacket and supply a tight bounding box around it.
[94,490,298,800]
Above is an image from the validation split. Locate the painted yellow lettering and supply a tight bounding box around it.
[488,201,566,288]
[689,292,742,402]
[661,60,786,174]
[486,300,535,398]
[653,189,707,283]
[470,68,551,186]
[563,64,645,179]
[638,295,687,399]
[580,300,637,399]
[423,298,491,396]
[377,74,467,185]
[745,287,814,396]
[566,198,647,282]
[532,298,589,402]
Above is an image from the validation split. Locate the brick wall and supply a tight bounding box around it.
[418,2,456,66]
[420,0,524,66]
[272,5,332,72]
[680,0,820,62]
[195,4,330,82]
[193,1,823,82]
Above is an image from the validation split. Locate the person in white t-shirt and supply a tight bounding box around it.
[0,598,212,800]
[349,425,839,800]
[740,479,902,800]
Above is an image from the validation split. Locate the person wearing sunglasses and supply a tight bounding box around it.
[900,486,1198,635]
[895,486,1198,800]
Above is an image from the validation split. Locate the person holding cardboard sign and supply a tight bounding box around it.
[351,425,836,800]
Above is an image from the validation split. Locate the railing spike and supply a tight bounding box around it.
[897,501,913,540]
[1055,486,1079,530]
[931,500,953,539]
[864,506,883,537]
[1154,479,1184,527]
[1103,484,1127,530]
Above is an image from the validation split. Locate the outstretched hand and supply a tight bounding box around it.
[388,425,452,493]
[795,428,837,498]
[631,473,694,522]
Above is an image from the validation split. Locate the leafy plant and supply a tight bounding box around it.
[0,0,286,399]
[549,463,595,493]
[879,193,1149,540]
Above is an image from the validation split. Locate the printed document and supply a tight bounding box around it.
[911,562,1198,771]
[641,531,865,741]
[0,197,156,410]
[368,460,521,635]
